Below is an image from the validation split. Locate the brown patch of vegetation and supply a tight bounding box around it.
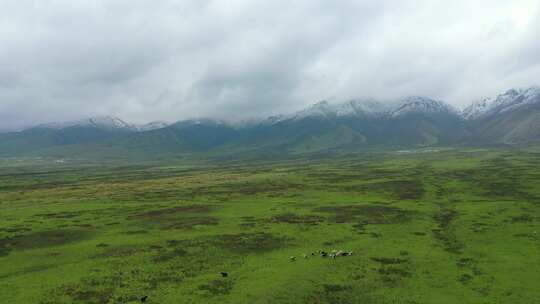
[315,204,415,226]
[343,180,425,200]
[0,226,31,233]
[130,205,212,220]
[0,229,93,256]
[164,217,219,229]
[124,230,148,235]
[371,256,412,286]
[458,273,473,285]
[370,257,408,265]
[307,284,376,304]
[152,248,188,262]
[239,216,260,228]
[270,213,324,225]
[34,211,81,219]
[42,275,120,304]
[128,204,219,229]
[432,207,463,254]
[198,280,234,296]
[510,214,535,223]
[94,245,142,258]
[210,232,289,253]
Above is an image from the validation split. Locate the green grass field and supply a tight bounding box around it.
[1,149,539,303]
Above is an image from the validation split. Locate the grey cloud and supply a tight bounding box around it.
[0,0,539,130]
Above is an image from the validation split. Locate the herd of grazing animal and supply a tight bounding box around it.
[290,249,353,261]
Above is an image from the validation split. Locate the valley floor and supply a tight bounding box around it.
[0,148,539,303]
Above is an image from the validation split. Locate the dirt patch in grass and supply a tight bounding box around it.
[456,257,477,268]
[34,211,81,219]
[458,273,474,285]
[198,279,234,296]
[0,229,93,256]
[45,245,202,303]
[94,245,143,258]
[378,266,411,278]
[125,229,148,235]
[130,205,212,220]
[432,207,463,254]
[444,162,539,201]
[215,180,302,196]
[307,168,402,183]
[210,232,289,254]
[0,226,31,233]
[323,284,352,293]
[343,180,425,200]
[152,238,244,280]
[370,257,408,265]
[43,274,122,304]
[128,204,219,229]
[314,204,416,227]
[270,213,324,225]
[166,239,198,248]
[513,232,538,241]
[152,248,188,262]
[0,265,55,280]
[371,256,412,286]
[239,216,261,228]
[307,284,376,304]
[164,217,219,229]
[510,214,535,223]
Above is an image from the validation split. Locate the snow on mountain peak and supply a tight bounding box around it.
[35,116,132,130]
[462,86,540,120]
[136,121,170,131]
[87,116,132,129]
[289,98,389,121]
[293,100,334,119]
[523,86,540,98]
[281,96,457,122]
[461,98,492,120]
[389,96,456,117]
[31,116,172,132]
[335,99,388,116]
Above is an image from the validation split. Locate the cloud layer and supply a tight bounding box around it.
[1,0,539,129]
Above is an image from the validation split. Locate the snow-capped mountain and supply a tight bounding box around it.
[171,118,229,128]
[135,121,170,132]
[461,98,491,120]
[30,116,170,132]
[336,99,389,117]
[487,87,540,115]
[294,98,389,119]
[289,100,335,120]
[462,86,540,120]
[283,87,539,123]
[462,86,540,144]
[276,96,455,122]
[4,86,539,159]
[35,116,133,130]
[265,98,389,123]
[389,96,457,118]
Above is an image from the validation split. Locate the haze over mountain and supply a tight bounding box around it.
[1,86,539,159]
[1,1,539,131]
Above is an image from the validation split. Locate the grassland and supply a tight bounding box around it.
[1,148,539,303]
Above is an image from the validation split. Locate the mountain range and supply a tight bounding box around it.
[1,86,539,159]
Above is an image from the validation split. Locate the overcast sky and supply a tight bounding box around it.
[1,0,539,130]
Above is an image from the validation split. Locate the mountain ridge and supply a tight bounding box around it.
[31,116,171,132]
[12,86,540,133]
[1,86,539,158]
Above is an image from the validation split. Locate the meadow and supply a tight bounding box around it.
[0,148,539,303]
